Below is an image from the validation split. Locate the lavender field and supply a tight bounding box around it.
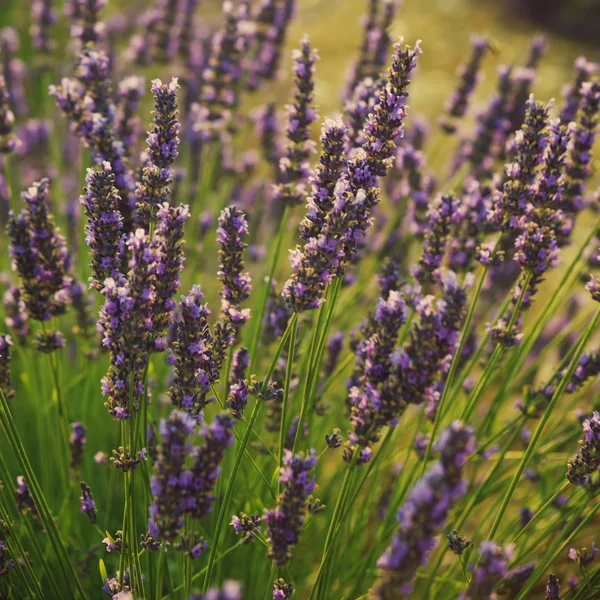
[0,0,599,598]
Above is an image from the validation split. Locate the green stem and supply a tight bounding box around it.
[203,314,298,593]
[279,315,298,473]
[487,308,600,543]
[0,388,86,598]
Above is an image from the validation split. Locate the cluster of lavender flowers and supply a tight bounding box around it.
[264,449,317,566]
[373,421,474,597]
[5,1,600,598]
[149,410,234,544]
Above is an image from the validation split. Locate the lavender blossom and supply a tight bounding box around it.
[344,76,382,150]
[495,563,535,596]
[70,422,86,469]
[191,581,242,600]
[8,179,71,322]
[80,482,97,524]
[560,57,599,124]
[135,78,181,227]
[0,541,14,579]
[15,476,38,522]
[459,542,514,599]
[252,103,281,166]
[192,1,250,142]
[373,422,475,597]
[0,28,27,117]
[187,413,234,520]
[168,286,216,418]
[230,511,261,543]
[283,39,420,312]
[563,80,600,214]
[465,65,513,175]
[0,335,13,401]
[491,95,551,231]
[33,330,65,353]
[412,193,459,284]
[31,0,56,53]
[217,207,251,329]
[70,0,107,47]
[148,410,196,541]
[246,0,297,90]
[264,449,317,566]
[345,290,407,462]
[447,530,472,555]
[272,579,293,600]
[545,573,562,600]
[0,75,18,154]
[273,36,318,206]
[567,411,600,486]
[298,118,349,243]
[80,162,124,290]
[227,379,249,419]
[116,76,145,158]
[439,35,489,134]
[229,347,249,384]
[152,203,190,348]
[99,230,159,419]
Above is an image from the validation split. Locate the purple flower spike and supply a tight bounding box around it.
[80,481,97,524]
[31,0,56,54]
[80,162,125,290]
[217,206,252,330]
[187,413,234,520]
[136,78,181,227]
[545,573,562,600]
[0,335,14,400]
[148,410,196,541]
[563,80,600,214]
[567,410,600,486]
[168,285,216,418]
[0,75,18,154]
[460,541,514,599]
[8,179,71,322]
[439,34,489,134]
[412,193,460,284]
[273,36,319,207]
[374,422,475,597]
[152,203,190,345]
[560,56,599,124]
[70,422,86,469]
[264,449,317,566]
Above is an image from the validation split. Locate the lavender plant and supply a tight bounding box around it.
[0,2,600,599]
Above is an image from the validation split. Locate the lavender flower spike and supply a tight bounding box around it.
[0,75,18,154]
[545,573,562,600]
[460,541,514,599]
[136,78,181,227]
[187,413,234,520]
[148,410,196,541]
[273,36,319,207]
[168,285,216,418]
[439,34,489,134]
[563,80,600,214]
[152,203,190,348]
[80,482,97,524]
[560,57,599,124]
[80,162,124,290]
[0,335,14,400]
[70,422,86,469]
[298,118,349,243]
[217,207,252,329]
[373,421,475,598]
[567,411,600,486]
[264,449,317,566]
[31,0,56,54]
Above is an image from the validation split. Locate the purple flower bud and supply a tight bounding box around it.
[567,410,600,486]
[0,335,14,400]
[80,481,97,524]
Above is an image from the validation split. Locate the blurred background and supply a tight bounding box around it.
[2,0,600,122]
